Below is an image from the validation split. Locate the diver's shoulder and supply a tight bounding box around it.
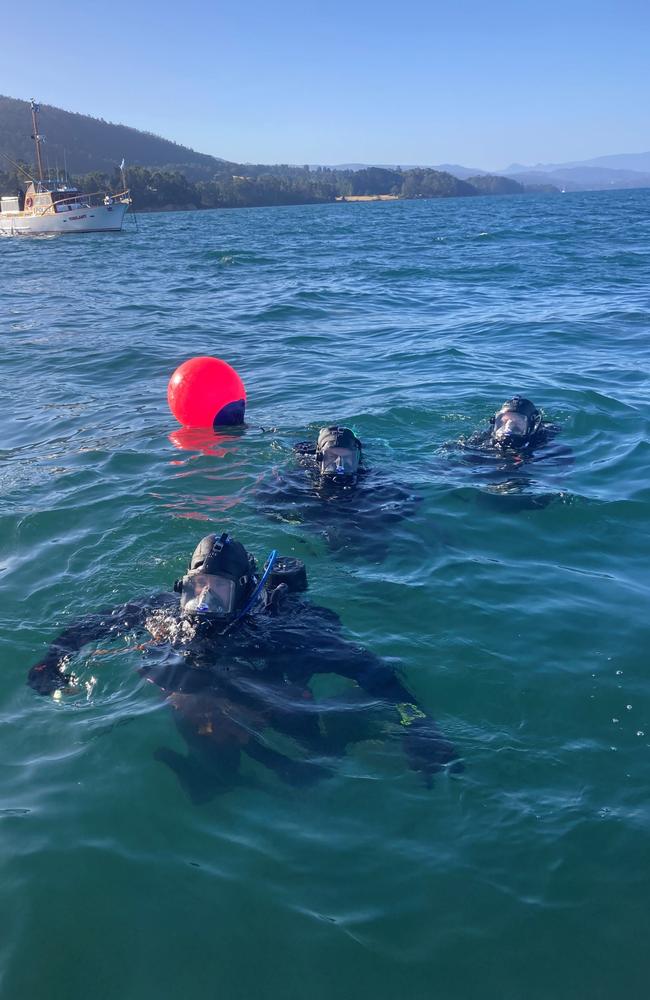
[272,593,342,628]
[454,431,493,451]
[442,433,495,463]
[536,421,562,443]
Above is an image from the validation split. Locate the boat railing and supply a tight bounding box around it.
[34,188,132,216]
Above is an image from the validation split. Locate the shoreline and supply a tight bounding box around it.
[131,187,575,215]
[335,194,400,202]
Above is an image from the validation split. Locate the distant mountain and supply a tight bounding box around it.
[0,95,227,179]
[432,163,486,179]
[341,155,650,188]
[324,163,423,172]
[576,151,650,173]
[500,152,650,190]
[501,166,650,191]
[503,151,650,174]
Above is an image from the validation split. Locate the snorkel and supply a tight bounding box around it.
[220,550,277,634]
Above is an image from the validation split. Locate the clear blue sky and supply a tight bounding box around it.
[3,0,649,169]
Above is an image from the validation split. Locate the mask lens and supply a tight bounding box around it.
[319,446,360,476]
[494,411,528,437]
[180,573,236,615]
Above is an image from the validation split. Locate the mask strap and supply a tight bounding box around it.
[220,550,277,635]
[212,532,229,556]
[530,411,542,438]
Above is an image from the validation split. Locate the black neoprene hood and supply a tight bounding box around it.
[497,396,539,421]
[316,426,362,454]
[188,533,251,577]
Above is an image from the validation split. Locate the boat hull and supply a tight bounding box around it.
[0,201,129,235]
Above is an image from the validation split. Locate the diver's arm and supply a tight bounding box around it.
[254,469,312,520]
[268,602,406,698]
[327,641,418,704]
[263,603,461,780]
[303,637,462,780]
[27,596,168,695]
[371,482,422,519]
[532,441,574,467]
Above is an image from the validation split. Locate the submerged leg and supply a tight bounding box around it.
[269,703,326,751]
[243,738,332,787]
[154,745,242,804]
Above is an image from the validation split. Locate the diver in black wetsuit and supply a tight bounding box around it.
[28,533,460,799]
[255,426,421,555]
[444,396,573,511]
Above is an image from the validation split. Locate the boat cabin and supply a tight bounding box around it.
[0,182,85,216]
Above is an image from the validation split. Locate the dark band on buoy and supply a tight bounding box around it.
[213,398,246,428]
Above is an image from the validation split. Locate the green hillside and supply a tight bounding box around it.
[0,95,226,177]
[0,95,556,211]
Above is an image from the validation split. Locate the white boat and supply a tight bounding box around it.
[0,100,131,235]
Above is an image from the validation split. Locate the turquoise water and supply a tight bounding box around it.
[1,191,649,998]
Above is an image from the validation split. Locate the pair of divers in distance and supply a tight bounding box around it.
[28,396,566,799]
[257,395,571,547]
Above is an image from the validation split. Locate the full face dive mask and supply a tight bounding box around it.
[490,397,541,449]
[174,533,255,619]
[315,426,362,479]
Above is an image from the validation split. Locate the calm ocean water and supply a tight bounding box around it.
[1,191,649,999]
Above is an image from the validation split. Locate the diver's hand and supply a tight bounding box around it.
[27,659,73,696]
[403,718,463,787]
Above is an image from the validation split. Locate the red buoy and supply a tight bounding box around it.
[167,357,246,428]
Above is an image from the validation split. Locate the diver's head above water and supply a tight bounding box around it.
[490,396,542,450]
[315,426,362,482]
[174,532,257,621]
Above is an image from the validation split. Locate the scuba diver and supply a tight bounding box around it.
[28,533,461,799]
[476,396,553,451]
[255,426,421,556]
[442,396,573,511]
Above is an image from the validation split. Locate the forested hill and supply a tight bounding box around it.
[0,95,225,176]
[0,95,558,210]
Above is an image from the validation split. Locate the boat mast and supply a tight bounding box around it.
[30,99,45,185]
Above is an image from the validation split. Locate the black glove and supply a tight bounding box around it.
[27,658,73,696]
[403,717,463,787]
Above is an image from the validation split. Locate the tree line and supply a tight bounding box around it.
[0,162,557,212]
